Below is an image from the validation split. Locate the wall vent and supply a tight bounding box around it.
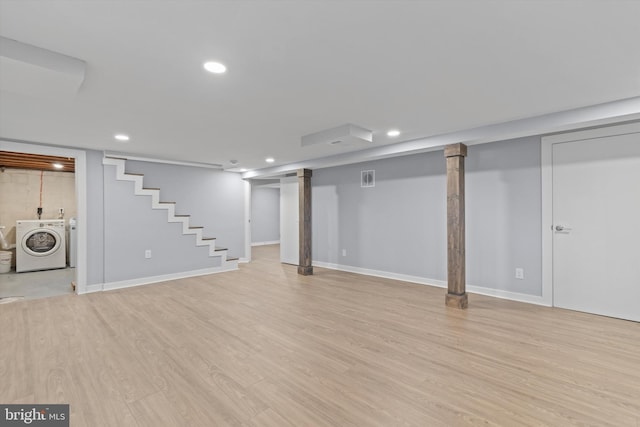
[361,170,375,188]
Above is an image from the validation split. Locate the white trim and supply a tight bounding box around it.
[313,261,549,307]
[543,121,640,144]
[541,121,640,309]
[540,138,554,306]
[102,265,238,292]
[467,285,548,306]
[104,151,222,169]
[80,283,104,294]
[313,260,446,287]
[239,257,250,263]
[0,140,88,294]
[244,180,252,262]
[251,240,280,247]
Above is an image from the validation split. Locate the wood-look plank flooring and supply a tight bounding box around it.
[1,245,639,426]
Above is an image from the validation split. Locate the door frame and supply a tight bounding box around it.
[242,179,252,263]
[541,121,640,307]
[0,139,88,294]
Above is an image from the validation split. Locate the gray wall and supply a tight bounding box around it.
[466,138,541,295]
[90,156,246,285]
[313,152,447,278]
[103,164,222,283]
[312,136,542,296]
[85,150,105,285]
[126,161,246,258]
[251,186,280,243]
[17,136,541,295]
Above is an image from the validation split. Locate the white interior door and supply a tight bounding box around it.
[552,130,640,322]
[280,177,298,265]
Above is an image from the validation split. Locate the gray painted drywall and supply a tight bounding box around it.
[85,150,104,285]
[125,161,245,258]
[313,152,447,278]
[312,136,542,296]
[103,164,224,283]
[466,138,542,295]
[13,135,540,294]
[251,186,280,243]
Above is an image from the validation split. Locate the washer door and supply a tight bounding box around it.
[22,228,62,256]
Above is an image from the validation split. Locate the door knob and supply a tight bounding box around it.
[555,225,571,231]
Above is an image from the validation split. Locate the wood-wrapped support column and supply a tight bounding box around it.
[297,168,313,275]
[445,143,468,309]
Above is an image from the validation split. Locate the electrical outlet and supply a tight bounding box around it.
[342,249,347,257]
[145,249,152,259]
[515,268,524,279]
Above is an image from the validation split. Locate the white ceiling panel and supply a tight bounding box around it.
[1,0,639,173]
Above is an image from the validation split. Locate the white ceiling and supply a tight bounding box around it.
[1,0,639,175]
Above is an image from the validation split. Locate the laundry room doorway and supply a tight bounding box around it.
[0,140,88,300]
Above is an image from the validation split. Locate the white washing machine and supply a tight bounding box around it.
[16,219,67,273]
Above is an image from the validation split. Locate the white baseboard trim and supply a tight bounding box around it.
[101,265,238,292]
[313,261,446,288]
[312,261,548,307]
[251,241,280,247]
[466,284,548,306]
[79,283,104,294]
[239,257,250,263]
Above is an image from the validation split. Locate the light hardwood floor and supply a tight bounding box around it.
[1,245,639,426]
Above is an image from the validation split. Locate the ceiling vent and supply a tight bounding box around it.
[0,36,86,98]
[301,123,373,147]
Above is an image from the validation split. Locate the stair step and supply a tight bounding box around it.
[107,158,237,270]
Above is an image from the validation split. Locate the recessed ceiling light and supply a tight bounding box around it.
[114,134,130,142]
[204,61,227,74]
[387,129,401,137]
[52,163,64,169]
[229,159,239,165]
[265,157,275,163]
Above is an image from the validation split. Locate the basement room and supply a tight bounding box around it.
[1,1,639,426]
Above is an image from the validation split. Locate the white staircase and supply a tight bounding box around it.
[103,156,238,271]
